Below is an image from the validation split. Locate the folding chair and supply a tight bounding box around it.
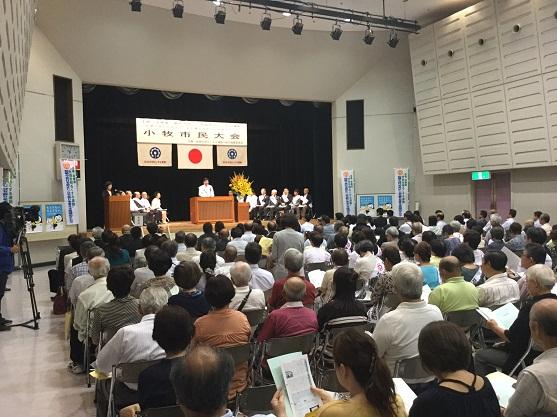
[84,309,94,388]
[244,309,266,327]
[317,368,346,392]
[235,384,276,416]
[393,355,433,383]
[445,309,484,347]
[107,360,162,417]
[143,405,184,417]
[508,338,533,377]
[222,343,253,389]
[304,262,330,281]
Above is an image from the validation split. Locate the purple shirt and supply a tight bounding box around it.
[257,302,318,342]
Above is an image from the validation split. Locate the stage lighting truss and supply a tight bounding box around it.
[330,22,342,40]
[387,29,399,48]
[172,0,184,18]
[363,27,375,45]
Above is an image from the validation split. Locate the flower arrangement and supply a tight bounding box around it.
[229,172,253,198]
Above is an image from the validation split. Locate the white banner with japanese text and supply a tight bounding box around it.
[340,169,356,215]
[394,168,409,217]
[136,118,247,146]
[60,160,79,225]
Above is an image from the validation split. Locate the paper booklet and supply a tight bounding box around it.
[393,378,417,414]
[486,371,516,408]
[308,270,326,289]
[501,246,521,274]
[476,302,520,330]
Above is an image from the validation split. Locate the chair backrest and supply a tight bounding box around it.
[113,360,162,384]
[324,316,371,337]
[144,405,184,417]
[445,309,482,333]
[318,369,347,392]
[236,384,277,416]
[222,343,251,367]
[265,333,317,357]
[393,355,432,380]
[244,309,266,327]
[305,262,330,273]
[263,289,272,302]
[508,338,534,376]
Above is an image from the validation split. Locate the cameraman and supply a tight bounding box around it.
[0,202,20,331]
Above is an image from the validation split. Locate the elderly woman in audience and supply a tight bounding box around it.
[136,249,178,296]
[317,267,367,330]
[197,250,217,290]
[353,240,383,286]
[368,245,402,318]
[168,261,211,319]
[408,321,501,417]
[229,261,266,312]
[193,275,251,400]
[452,244,482,284]
[102,229,131,266]
[315,249,349,312]
[282,328,406,417]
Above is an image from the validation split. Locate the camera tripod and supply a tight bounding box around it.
[10,230,40,330]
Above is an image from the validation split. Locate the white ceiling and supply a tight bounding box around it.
[138,0,480,31]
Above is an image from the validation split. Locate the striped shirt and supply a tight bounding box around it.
[90,295,141,346]
[477,273,520,308]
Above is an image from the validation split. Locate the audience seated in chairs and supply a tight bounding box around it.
[216,228,230,252]
[130,245,159,298]
[478,251,520,308]
[414,242,440,290]
[428,256,479,315]
[90,265,141,346]
[215,246,238,278]
[303,232,331,266]
[353,240,383,286]
[368,245,402,321]
[197,250,217,291]
[193,275,251,400]
[168,261,211,319]
[103,230,131,267]
[475,264,557,376]
[196,222,218,251]
[135,249,178,297]
[229,261,266,312]
[194,237,225,267]
[244,242,274,292]
[271,214,305,280]
[160,240,180,276]
[227,227,248,257]
[174,230,187,254]
[68,245,105,307]
[505,298,557,417]
[176,233,201,262]
[119,305,195,417]
[268,248,316,311]
[66,240,95,291]
[517,243,549,302]
[372,262,442,378]
[95,287,168,417]
[408,321,501,417]
[314,249,349,312]
[452,244,481,285]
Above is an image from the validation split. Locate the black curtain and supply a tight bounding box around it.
[83,86,333,229]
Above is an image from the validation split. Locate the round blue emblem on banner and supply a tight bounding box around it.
[227,148,238,160]
[149,147,162,159]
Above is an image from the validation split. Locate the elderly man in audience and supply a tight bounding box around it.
[517,243,549,302]
[136,249,178,296]
[130,245,159,297]
[241,222,256,242]
[170,345,235,417]
[193,237,225,266]
[303,232,331,266]
[428,256,479,315]
[68,245,105,306]
[229,261,266,312]
[268,248,316,311]
[505,222,525,252]
[215,246,237,278]
[244,242,274,292]
[505,299,557,417]
[258,276,318,343]
[176,233,201,262]
[475,264,557,376]
[90,266,141,346]
[95,287,168,417]
[227,227,248,256]
[193,275,251,400]
[525,227,553,267]
[271,214,305,279]
[372,263,442,377]
[66,240,95,290]
[478,251,520,308]
[381,226,399,251]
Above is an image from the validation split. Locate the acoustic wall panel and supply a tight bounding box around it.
[496,0,542,82]
[409,26,442,106]
[505,75,551,167]
[542,71,557,162]
[471,85,513,169]
[435,11,471,99]
[441,94,479,172]
[534,0,557,74]
[463,0,505,91]
[416,101,449,174]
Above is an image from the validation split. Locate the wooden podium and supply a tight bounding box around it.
[190,196,235,224]
[104,195,130,230]
[235,202,250,222]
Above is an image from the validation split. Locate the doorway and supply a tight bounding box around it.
[473,172,511,216]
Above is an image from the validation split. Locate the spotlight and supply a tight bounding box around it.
[387,29,399,48]
[214,5,226,24]
[363,27,375,45]
[130,0,141,12]
[292,17,303,35]
[172,0,184,18]
[260,13,272,30]
[330,22,342,40]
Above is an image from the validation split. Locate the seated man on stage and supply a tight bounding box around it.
[198,177,215,197]
[255,188,269,220]
[302,187,313,219]
[265,189,280,220]
[277,188,292,216]
[291,189,304,219]
[151,191,167,223]
[246,191,258,220]
[132,191,144,212]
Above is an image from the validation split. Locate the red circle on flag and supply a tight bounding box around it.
[188,149,202,164]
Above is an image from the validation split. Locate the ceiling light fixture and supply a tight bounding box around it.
[330,22,343,40]
[282,11,291,17]
[292,16,303,35]
[130,0,141,12]
[172,0,184,18]
[214,5,226,23]
[212,0,221,5]
[363,27,375,45]
[387,29,399,48]
[260,12,272,30]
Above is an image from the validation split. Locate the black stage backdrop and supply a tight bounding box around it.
[83,85,333,229]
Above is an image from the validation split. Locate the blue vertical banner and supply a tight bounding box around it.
[340,169,356,215]
[394,168,409,217]
[60,160,79,225]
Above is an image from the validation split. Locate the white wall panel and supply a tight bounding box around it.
[409,26,442,105]
[417,101,450,174]
[543,71,557,162]
[534,0,557,74]
[442,94,479,171]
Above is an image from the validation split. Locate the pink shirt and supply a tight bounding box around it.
[257,301,318,342]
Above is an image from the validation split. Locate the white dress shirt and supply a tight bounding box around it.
[132,197,143,211]
[74,277,114,342]
[139,198,151,209]
[227,239,248,256]
[215,262,235,278]
[241,231,256,242]
[477,273,520,308]
[198,184,215,197]
[69,274,95,306]
[176,247,202,262]
[354,253,385,281]
[257,195,267,206]
[130,267,156,298]
[151,197,162,210]
[303,246,331,266]
[249,264,274,291]
[501,217,515,231]
[300,222,314,233]
[372,301,443,380]
[94,314,166,389]
[246,194,258,211]
[229,286,266,311]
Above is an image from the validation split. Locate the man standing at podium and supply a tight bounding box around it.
[198,178,215,197]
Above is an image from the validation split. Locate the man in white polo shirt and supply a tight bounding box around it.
[198,177,215,197]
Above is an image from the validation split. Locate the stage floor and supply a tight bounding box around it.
[141,219,317,235]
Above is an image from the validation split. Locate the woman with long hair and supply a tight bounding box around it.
[197,250,217,291]
[102,229,130,266]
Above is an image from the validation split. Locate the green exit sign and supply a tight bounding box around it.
[472,171,491,180]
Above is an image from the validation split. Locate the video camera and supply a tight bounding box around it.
[0,202,40,238]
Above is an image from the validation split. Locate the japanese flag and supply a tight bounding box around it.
[177,145,214,169]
